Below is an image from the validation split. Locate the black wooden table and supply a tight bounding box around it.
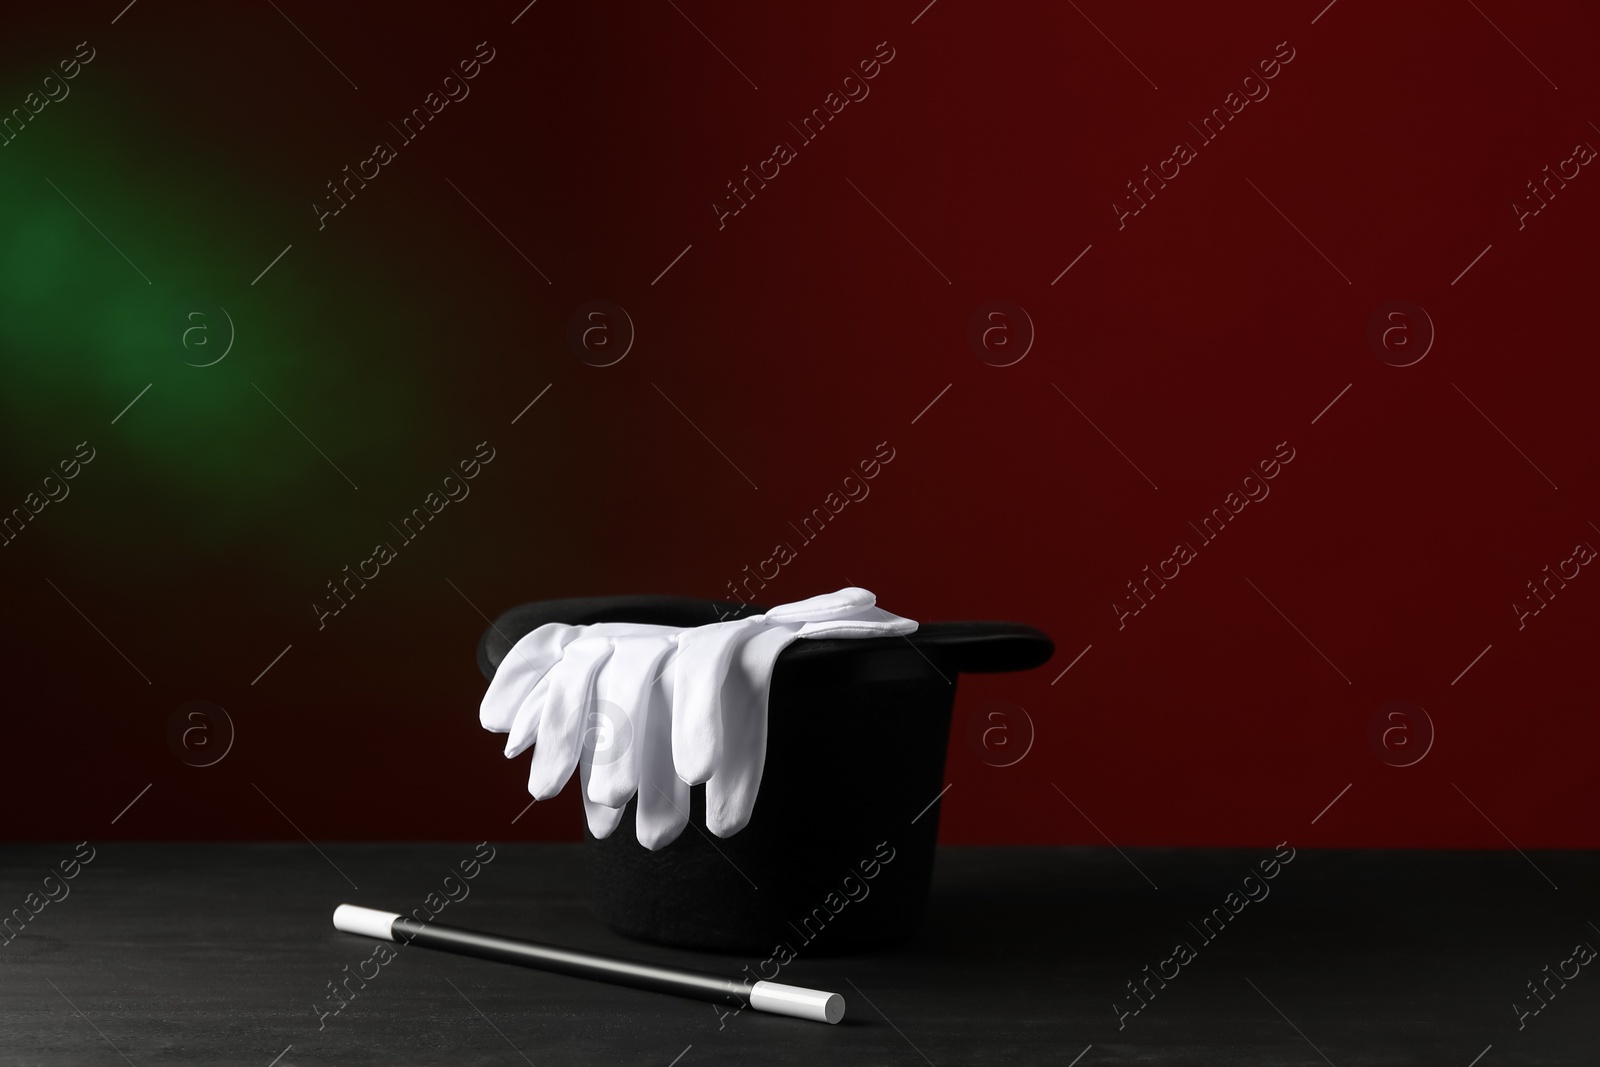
[2,844,1594,1065]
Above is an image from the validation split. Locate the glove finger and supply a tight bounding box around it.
[762,586,875,624]
[480,623,578,732]
[527,638,613,800]
[579,746,627,839]
[503,675,550,759]
[671,619,758,785]
[796,606,918,639]
[705,624,797,837]
[636,700,690,851]
[586,636,676,809]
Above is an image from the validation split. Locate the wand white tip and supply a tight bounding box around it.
[749,980,846,1024]
[333,904,401,941]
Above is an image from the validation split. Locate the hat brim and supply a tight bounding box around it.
[476,596,1054,681]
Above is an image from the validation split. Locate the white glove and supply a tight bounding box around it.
[479,587,916,849]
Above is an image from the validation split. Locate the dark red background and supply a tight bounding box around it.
[5,1,1598,848]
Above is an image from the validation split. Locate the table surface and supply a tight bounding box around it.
[2,843,1595,1065]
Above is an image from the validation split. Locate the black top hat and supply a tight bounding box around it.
[476,594,1053,955]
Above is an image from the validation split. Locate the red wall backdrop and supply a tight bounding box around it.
[3,1,1597,848]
